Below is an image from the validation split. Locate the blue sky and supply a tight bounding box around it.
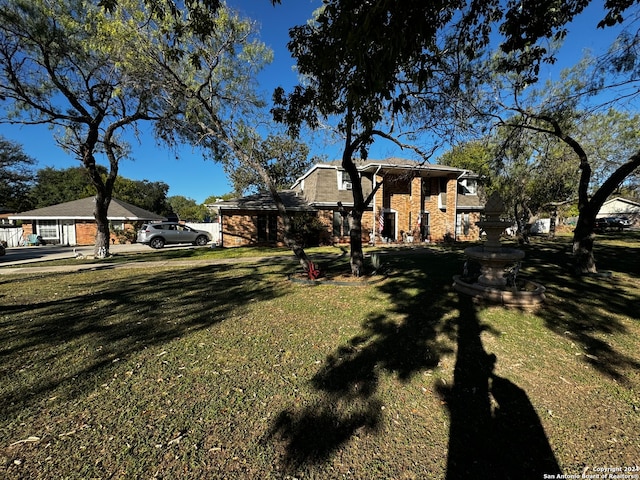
[0,1,627,204]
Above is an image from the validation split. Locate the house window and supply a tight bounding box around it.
[338,170,353,190]
[459,178,477,195]
[257,214,278,243]
[456,213,470,236]
[333,211,350,237]
[439,177,448,193]
[422,178,432,199]
[110,221,125,231]
[37,220,58,240]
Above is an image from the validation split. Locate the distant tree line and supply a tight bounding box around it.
[0,136,222,222]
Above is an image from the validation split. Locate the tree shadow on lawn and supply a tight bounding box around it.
[264,249,459,472]
[521,238,640,383]
[0,262,289,417]
[264,238,640,475]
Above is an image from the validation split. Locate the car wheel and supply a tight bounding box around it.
[195,235,208,246]
[150,237,165,249]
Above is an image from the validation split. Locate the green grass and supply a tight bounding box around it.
[1,237,639,478]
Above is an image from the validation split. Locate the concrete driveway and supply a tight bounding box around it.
[0,243,195,267]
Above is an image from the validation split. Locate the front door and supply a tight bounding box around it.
[382,211,396,240]
[60,220,76,245]
[420,212,430,241]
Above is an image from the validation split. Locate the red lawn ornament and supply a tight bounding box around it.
[307,261,320,280]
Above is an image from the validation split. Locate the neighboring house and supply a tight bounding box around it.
[214,158,484,247]
[9,197,165,246]
[597,197,640,224]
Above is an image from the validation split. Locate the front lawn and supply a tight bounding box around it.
[1,236,638,478]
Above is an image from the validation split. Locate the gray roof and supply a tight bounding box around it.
[213,190,314,212]
[9,197,165,221]
[457,194,484,210]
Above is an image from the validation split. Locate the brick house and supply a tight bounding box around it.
[9,197,165,245]
[214,159,484,247]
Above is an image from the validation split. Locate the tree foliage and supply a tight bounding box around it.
[29,166,170,214]
[30,167,99,208]
[167,195,209,222]
[0,136,36,212]
[226,134,312,195]
[113,177,171,215]
[438,140,496,195]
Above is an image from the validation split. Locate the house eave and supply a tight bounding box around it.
[8,215,155,221]
[218,205,314,212]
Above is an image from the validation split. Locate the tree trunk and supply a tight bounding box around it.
[572,203,597,274]
[79,127,113,259]
[571,150,640,275]
[273,190,314,273]
[348,210,365,276]
[253,158,314,274]
[572,224,597,274]
[343,155,366,276]
[93,193,111,258]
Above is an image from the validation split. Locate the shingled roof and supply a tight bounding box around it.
[213,190,314,212]
[9,197,165,221]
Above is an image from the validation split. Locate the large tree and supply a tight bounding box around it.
[0,0,161,256]
[0,136,36,212]
[271,0,637,275]
[143,5,320,273]
[0,0,224,257]
[475,49,640,272]
[272,1,471,275]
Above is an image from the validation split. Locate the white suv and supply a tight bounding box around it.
[136,222,211,249]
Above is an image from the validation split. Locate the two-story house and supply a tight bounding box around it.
[213,158,484,247]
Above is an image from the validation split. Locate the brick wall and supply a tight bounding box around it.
[372,174,473,243]
[22,223,34,237]
[73,222,93,245]
[221,212,258,247]
[456,212,481,242]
